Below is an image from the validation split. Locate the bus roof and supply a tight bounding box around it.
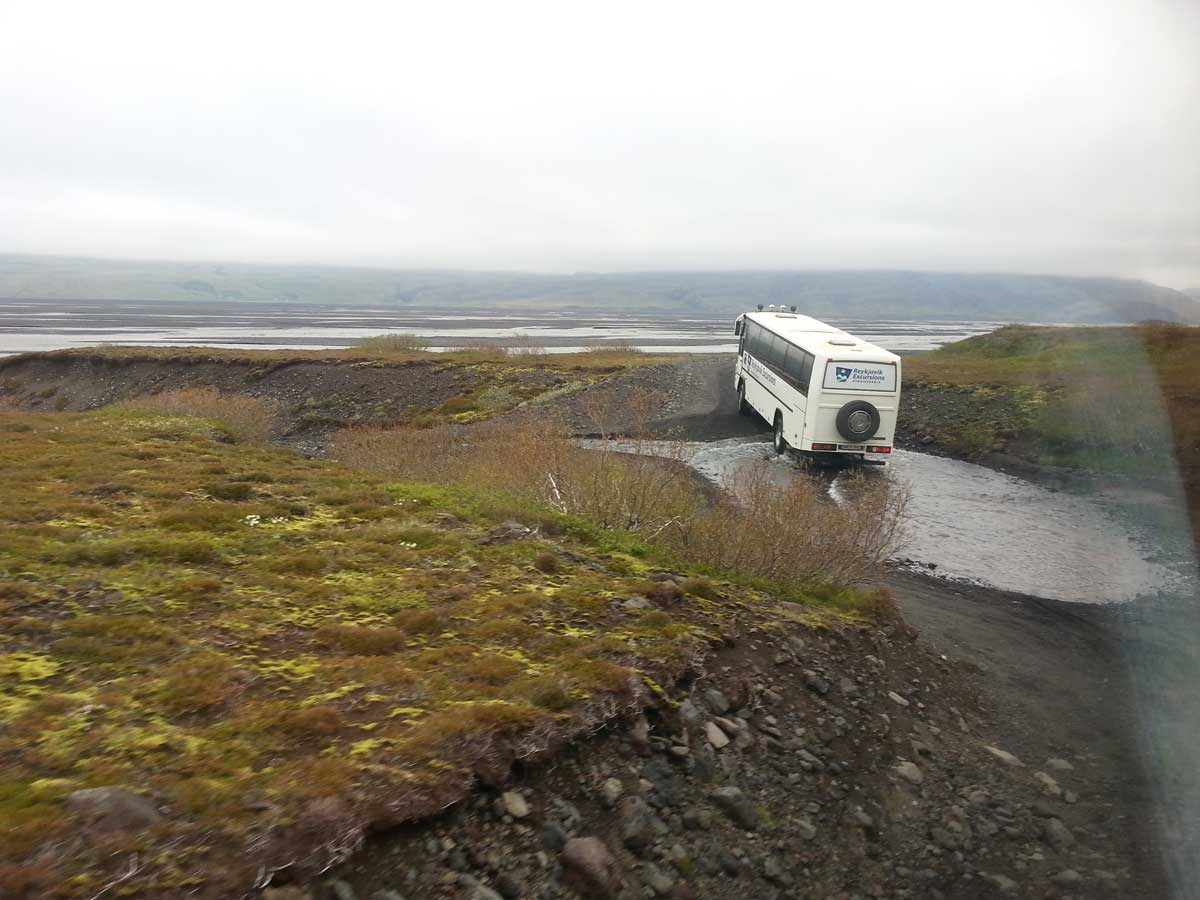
[742,311,899,362]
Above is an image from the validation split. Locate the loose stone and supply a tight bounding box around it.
[710,786,760,830]
[984,746,1024,767]
[704,721,730,749]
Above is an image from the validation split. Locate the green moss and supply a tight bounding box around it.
[0,652,60,682]
[0,405,809,898]
[905,324,1200,478]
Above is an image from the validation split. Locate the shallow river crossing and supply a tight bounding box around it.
[591,437,1191,604]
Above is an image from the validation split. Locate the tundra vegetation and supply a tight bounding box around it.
[0,378,904,897]
[334,392,909,588]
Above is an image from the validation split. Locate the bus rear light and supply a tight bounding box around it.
[811,442,837,451]
[866,445,892,454]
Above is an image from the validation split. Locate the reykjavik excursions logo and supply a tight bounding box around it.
[835,366,854,383]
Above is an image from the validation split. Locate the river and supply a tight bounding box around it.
[587,436,1192,604]
[0,297,1017,356]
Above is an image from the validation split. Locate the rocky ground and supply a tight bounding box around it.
[289,583,1146,900]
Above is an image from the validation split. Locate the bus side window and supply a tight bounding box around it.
[749,324,766,360]
[798,351,814,392]
[782,344,804,389]
[768,335,786,371]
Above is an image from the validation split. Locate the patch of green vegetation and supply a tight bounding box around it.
[906,324,1199,479]
[1,405,858,898]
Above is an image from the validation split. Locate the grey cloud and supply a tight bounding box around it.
[0,0,1197,286]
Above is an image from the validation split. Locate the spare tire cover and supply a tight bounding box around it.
[835,400,881,441]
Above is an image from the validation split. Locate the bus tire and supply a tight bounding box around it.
[737,381,751,416]
[836,400,881,441]
[773,413,789,455]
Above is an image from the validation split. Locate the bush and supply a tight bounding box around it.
[279,705,345,737]
[583,341,642,354]
[121,389,278,445]
[334,410,909,588]
[665,465,910,587]
[353,333,430,352]
[207,482,255,501]
[506,333,548,358]
[333,415,703,535]
[678,576,720,599]
[533,552,559,573]
[633,579,684,603]
[315,624,408,655]
[391,607,447,635]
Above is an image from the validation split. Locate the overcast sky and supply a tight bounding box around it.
[1,1,1197,286]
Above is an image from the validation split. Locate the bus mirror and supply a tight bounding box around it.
[734,320,743,336]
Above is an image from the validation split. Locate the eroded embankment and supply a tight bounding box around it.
[318,585,1156,900]
[0,347,691,453]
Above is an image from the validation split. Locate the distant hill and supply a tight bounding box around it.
[1,254,1197,324]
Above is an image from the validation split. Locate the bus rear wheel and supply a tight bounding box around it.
[773,414,789,455]
[737,381,751,416]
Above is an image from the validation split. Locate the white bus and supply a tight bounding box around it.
[733,307,901,465]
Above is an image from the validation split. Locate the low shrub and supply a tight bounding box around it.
[678,576,720,599]
[583,341,642,354]
[533,551,559,574]
[666,466,910,586]
[333,414,703,536]
[333,408,909,588]
[315,624,408,655]
[121,389,278,445]
[633,579,684,603]
[158,652,242,715]
[279,705,346,737]
[157,502,245,531]
[353,333,431,352]
[506,333,548,358]
[391,607,448,635]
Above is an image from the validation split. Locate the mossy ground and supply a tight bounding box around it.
[904,324,1200,474]
[0,406,810,898]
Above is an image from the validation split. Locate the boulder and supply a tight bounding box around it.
[561,837,623,900]
[66,786,162,832]
[710,786,759,829]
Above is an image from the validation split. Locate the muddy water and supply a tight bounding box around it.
[589,437,1188,604]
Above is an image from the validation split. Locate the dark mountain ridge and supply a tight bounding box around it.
[1,253,1196,324]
